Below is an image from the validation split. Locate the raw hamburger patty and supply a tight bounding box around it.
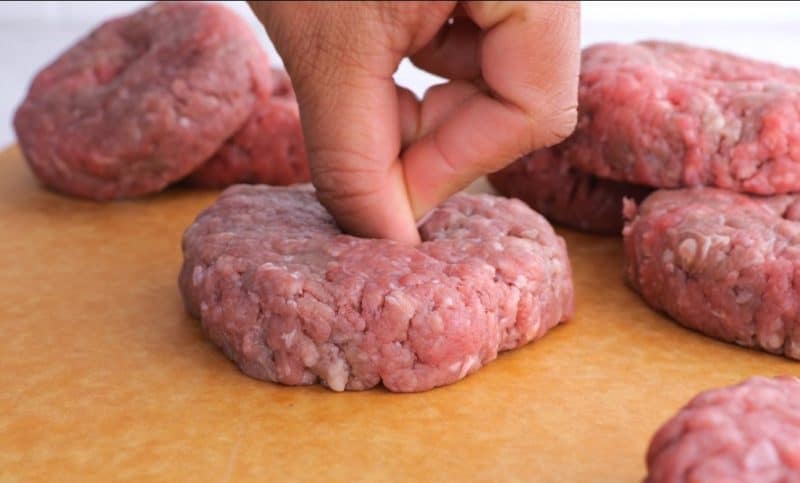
[645,377,800,483]
[13,2,271,200]
[488,149,651,235]
[184,68,309,188]
[624,187,800,358]
[559,41,800,195]
[179,185,574,392]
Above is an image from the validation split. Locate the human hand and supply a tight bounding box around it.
[250,1,580,243]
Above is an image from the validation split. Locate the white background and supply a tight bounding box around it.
[1,1,800,146]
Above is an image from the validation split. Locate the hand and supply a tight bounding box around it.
[250,1,580,243]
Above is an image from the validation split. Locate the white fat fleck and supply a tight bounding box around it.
[720,118,743,145]
[520,229,539,240]
[276,360,292,378]
[178,117,191,128]
[258,262,278,271]
[449,361,462,373]
[491,241,503,251]
[744,440,780,470]
[704,112,726,132]
[735,289,753,304]
[662,249,674,265]
[300,343,319,367]
[281,329,297,348]
[677,238,697,266]
[765,332,784,351]
[458,355,480,379]
[525,317,542,340]
[711,309,726,320]
[200,302,208,313]
[707,234,731,245]
[443,297,454,308]
[429,313,444,332]
[192,266,204,286]
[699,234,730,261]
[513,275,528,288]
[325,358,349,392]
[385,290,416,324]
[788,339,800,359]
[326,246,345,257]
[287,299,298,308]
[290,272,301,280]
[550,259,562,275]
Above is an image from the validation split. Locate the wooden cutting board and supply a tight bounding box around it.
[1,144,797,482]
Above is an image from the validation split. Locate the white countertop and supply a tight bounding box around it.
[2,1,800,147]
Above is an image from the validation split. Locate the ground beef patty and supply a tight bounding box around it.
[179,185,574,392]
[13,2,271,200]
[559,41,800,195]
[645,377,800,483]
[624,187,800,358]
[488,149,651,235]
[184,68,309,188]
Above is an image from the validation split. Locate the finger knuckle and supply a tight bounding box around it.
[308,148,384,196]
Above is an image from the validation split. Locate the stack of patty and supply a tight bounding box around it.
[13,2,309,200]
[490,41,800,235]
[493,41,800,360]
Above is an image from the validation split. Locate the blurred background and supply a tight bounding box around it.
[1,0,800,147]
